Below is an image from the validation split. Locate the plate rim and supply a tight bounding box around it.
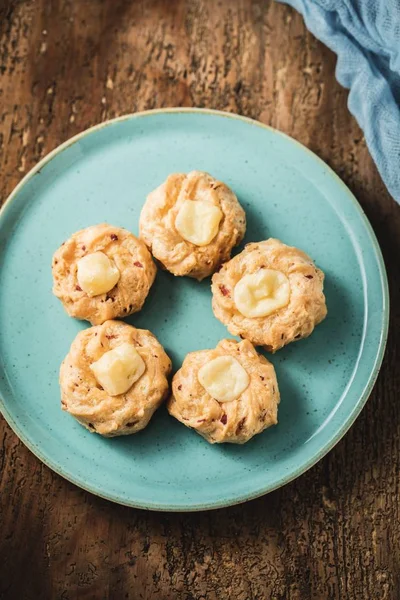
[0,107,390,511]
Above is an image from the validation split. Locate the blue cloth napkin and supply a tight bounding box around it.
[277,0,400,203]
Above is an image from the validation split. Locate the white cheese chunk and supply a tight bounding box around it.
[234,268,290,318]
[90,343,145,396]
[198,355,249,402]
[77,251,120,297]
[175,200,223,246]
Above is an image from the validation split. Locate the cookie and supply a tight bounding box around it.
[139,171,246,280]
[168,339,279,444]
[60,320,171,436]
[52,223,156,325]
[211,238,327,352]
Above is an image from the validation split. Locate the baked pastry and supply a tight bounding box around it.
[168,339,279,444]
[212,238,327,352]
[60,320,171,436]
[139,171,246,280]
[52,223,156,325]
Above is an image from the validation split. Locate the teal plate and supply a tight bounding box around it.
[0,109,389,511]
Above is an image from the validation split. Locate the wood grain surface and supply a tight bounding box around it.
[1,1,399,599]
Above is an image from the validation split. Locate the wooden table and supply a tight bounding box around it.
[1,1,399,598]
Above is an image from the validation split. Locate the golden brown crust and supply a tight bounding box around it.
[211,239,327,352]
[52,223,156,325]
[139,171,246,280]
[168,339,279,444]
[60,320,171,437]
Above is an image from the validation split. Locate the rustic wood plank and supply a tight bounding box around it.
[0,1,399,599]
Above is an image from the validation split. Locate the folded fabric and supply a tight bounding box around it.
[276,0,400,204]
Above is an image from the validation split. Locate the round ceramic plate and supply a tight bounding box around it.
[0,109,388,511]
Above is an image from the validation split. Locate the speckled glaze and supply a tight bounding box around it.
[0,109,389,511]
